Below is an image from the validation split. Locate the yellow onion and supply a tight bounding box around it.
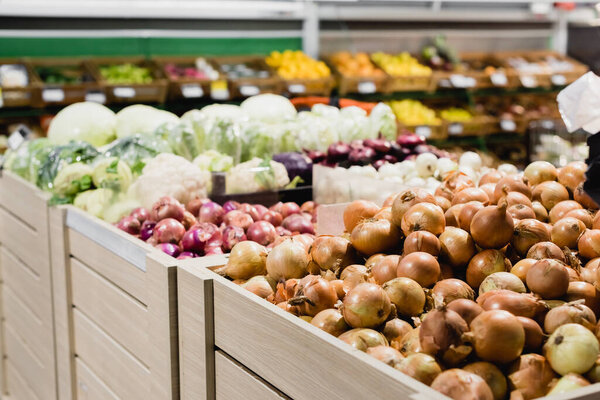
[524,161,558,185]
[382,277,425,317]
[366,345,404,367]
[395,353,442,386]
[343,200,379,232]
[370,255,401,285]
[398,326,422,356]
[439,227,476,268]
[391,188,436,227]
[431,369,494,400]
[558,161,586,191]
[311,308,349,337]
[508,354,557,399]
[465,310,525,364]
[526,259,570,299]
[342,283,391,328]
[289,275,338,316]
[351,218,401,256]
[401,202,446,237]
[266,238,310,281]
[447,299,483,326]
[549,200,583,224]
[543,301,596,334]
[241,275,276,298]
[225,241,268,280]
[338,328,388,352]
[574,183,599,210]
[548,373,590,395]
[452,187,490,205]
[516,317,544,353]
[419,305,470,363]
[531,201,549,222]
[552,217,586,249]
[432,278,475,306]
[471,201,514,249]
[466,249,511,289]
[532,181,569,210]
[512,219,550,256]
[565,208,594,228]
[403,231,441,256]
[579,229,600,259]
[479,272,526,295]
[544,323,600,375]
[309,235,357,272]
[397,252,440,288]
[464,362,507,400]
[383,318,412,344]
[510,258,537,283]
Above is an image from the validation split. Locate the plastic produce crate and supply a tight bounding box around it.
[0,171,58,399]
[0,58,37,108]
[88,57,168,104]
[211,56,282,99]
[50,206,179,400]
[30,58,105,107]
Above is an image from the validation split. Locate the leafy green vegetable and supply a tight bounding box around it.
[3,138,53,183]
[105,159,119,174]
[52,162,94,196]
[37,141,100,191]
[102,134,171,174]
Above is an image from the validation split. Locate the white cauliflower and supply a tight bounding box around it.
[226,158,290,194]
[130,153,210,208]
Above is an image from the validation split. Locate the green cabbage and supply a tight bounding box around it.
[115,105,178,138]
[52,162,94,196]
[37,141,100,192]
[102,134,171,175]
[92,157,133,192]
[48,102,116,147]
[240,94,297,124]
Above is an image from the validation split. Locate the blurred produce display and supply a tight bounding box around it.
[99,63,154,84]
[164,58,219,81]
[440,107,473,123]
[421,35,461,71]
[35,65,93,85]
[0,64,28,87]
[219,60,271,80]
[371,52,432,77]
[266,50,331,80]
[389,100,441,126]
[330,52,386,78]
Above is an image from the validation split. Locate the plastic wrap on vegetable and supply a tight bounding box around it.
[154,121,201,161]
[52,162,94,197]
[3,138,53,183]
[369,103,398,141]
[193,150,233,172]
[48,102,117,147]
[272,152,312,185]
[225,158,290,194]
[92,157,133,192]
[102,134,171,175]
[37,141,100,192]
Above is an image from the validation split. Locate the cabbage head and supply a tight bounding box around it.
[92,157,133,192]
[115,105,178,138]
[48,102,116,147]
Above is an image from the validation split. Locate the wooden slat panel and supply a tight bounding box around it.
[5,359,39,400]
[71,258,148,363]
[0,248,44,323]
[215,351,288,400]
[74,358,119,400]
[73,308,151,400]
[0,208,45,274]
[4,325,50,400]
[212,275,447,400]
[0,172,47,230]
[68,229,147,305]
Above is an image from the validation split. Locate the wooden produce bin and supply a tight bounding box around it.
[443,115,498,137]
[29,58,106,107]
[88,57,168,104]
[155,56,222,101]
[0,171,58,400]
[211,56,282,99]
[0,58,37,107]
[50,206,179,400]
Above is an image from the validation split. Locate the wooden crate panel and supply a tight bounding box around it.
[0,208,45,271]
[71,257,149,363]
[68,228,147,305]
[0,172,47,230]
[215,351,288,400]
[73,308,151,400]
[0,247,45,321]
[74,358,119,400]
[4,325,50,400]
[5,360,39,400]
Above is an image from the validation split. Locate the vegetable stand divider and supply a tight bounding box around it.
[50,205,179,400]
[177,257,445,400]
[0,171,58,400]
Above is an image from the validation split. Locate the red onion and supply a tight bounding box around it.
[130,207,150,224]
[186,197,211,216]
[397,133,425,148]
[177,251,196,260]
[282,214,315,234]
[181,223,221,254]
[275,226,292,237]
[253,204,269,219]
[199,201,225,225]
[223,210,253,230]
[280,202,301,218]
[117,216,141,235]
[204,244,224,255]
[150,196,185,222]
[222,200,239,213]
[155,243,181,257]
[139,220,156,241]
[262,210,283,226]
[153,218,186,244]
[327,142,351,163]
[246,221,277,246]
[238,203,260,221]
[222,226,247,251]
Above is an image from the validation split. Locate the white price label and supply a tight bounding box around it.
[500,119,517,132]
[438,79,452,88]
[211,88,229,100]
[448,123,463,135]
[288,84,305,94]
[181,84,204,98]
[239,85,260,97]
[490,72,508,86]
[541,120,555,130]
[551,74,567,86]
[358,81,376,94]
[42,88,65,102]
[520,75,538,88]
[450,74,476,88]
[85,91,106,104]
[7,130,24,150]
[113,87,135,98]
[415,126,432,138]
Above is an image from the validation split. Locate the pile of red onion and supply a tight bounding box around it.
[116,196,316,259]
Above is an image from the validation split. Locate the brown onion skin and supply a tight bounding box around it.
[431,369,494,400]
[432,279,475,305]
[526,241,567,263]
[498,191,534,209]
[467,310,525,364]
[532,201,549,222]
[511,259,537,283]
[581,258,600,284]
[436,185,454,201]
[516,317,544,352]
[403,231,441,256]
[552,217,587,249]
[419,306,469,360]
[290,275,338,316]
[494,176,532,203]
[401,202,446,237]
[383,277,426,317]
[464,361,508,400]
[445,204,465,227]
[311,309,349,337]
[395,353,442,386]
[447,298,484,326]
[309,235,357,272]
[508,354,557,400]
[366,345,404,367]
[471,202,514,249]
[458,201,485,232]
[512,219,550,256]
[466,249,511,289]
[508,204,536,220]
[558,161,587,192]
[565,208,594,228]
[439,227,476,268]
[595,211,600,230]
[544,302,597,334]
[350,219,401,256]
[532,181,569,211]
[524,161,558,185]
[549,200,583,224]
[383,318,412,343]
[452,187,490,206]
[477,290,547,320]
[365,254,385,271]
[442,171,475,194]
[371,255,401,285]
[479,183,497,203]
[565,281,600,316]
[479,170,505,186]
[342,283,391,328]
[526,259,570,299]
[343,200,379,232]
[373,207,392,222]
[391,188,436,227]
[338,328,388,352]
[397,252,440,288]
[579,230,600,260]
[398,326,422,356]
[331,280,345,300]
[435,196,452,212]
[382,193,396,208]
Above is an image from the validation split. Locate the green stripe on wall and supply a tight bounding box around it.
[0,37,302,58]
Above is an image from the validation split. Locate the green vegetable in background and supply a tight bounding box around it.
[100,63,153,84]
[36,65,89,85]
[102,134,171,174]
[37,141,100,192]
[92,157,133,192]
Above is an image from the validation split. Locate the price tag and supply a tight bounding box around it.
[551,74,567,86]
[7,125,32,150]
[181,84,204,98]
[490,72,508,86]
[288,84,306,94]
[0,88,3,108]
[541,120,555,130]
[210,80,229,100]
[85,91,106,104]
[448,123,464,135]
[239,85,260,97]
[450,74,476,88]
[358,81,376,94]
[415,126,432,138]
[42,88,65,102]
[113,87,135,98]
[438,79,452,88]
[500,119,517,132]
[520,75,538,88]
